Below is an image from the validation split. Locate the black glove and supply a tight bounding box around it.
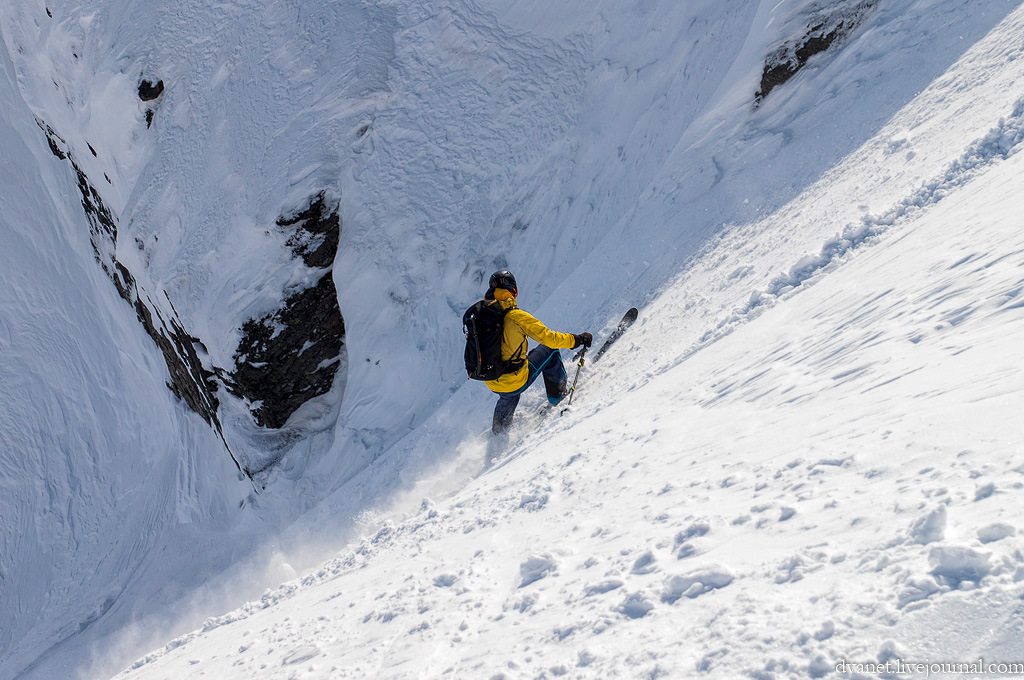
[573,332,593,349]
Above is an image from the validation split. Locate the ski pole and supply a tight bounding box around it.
[565,345,587,408]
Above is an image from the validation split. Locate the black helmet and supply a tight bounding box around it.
[489,270,517,297]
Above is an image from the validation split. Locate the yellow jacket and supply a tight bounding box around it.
[486,289,577,393]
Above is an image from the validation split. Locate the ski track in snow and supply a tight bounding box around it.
[1,0,1024,678]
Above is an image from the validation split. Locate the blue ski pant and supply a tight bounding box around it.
[492,345,567,434]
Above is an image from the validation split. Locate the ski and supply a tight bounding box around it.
[562,307,638,413]
[573,307,639,363]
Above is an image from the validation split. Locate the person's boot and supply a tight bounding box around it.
[492,412,513,435]
[546,381,569,406]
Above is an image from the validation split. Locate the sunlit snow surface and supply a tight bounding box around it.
[1,0,1023,678]
[118,141,1024,678]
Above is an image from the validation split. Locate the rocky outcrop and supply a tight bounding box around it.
[113,264,222,430]
[137,79,164,101]
[37,119,245,476]
[38,119,345,477]
[279,192,341,268]
[755,1,878,105]
[37,121,117,267]
[227,193,346,430]
[138,78,163,127]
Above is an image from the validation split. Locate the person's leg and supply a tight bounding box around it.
[492,392,521,434]
[530,345,569,404]
[492,348,550,434]
[492,347,568,433]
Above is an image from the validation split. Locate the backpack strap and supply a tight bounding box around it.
[500,307,526,374]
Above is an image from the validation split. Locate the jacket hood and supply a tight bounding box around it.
[493,287,517,309]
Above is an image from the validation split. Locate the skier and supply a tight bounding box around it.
[482,270,592,434]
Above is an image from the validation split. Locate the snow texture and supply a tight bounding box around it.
[0,0,1023,678]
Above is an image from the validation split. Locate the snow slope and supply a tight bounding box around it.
[1,0,1023,678]
[113,83,1024,680]
[112,2,1024,679]
[0,25,248,679]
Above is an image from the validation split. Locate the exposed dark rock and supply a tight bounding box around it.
[38,120,66,160]
[113,263,221,428]
[757,24,839,102]
[139,80,163,128]
[230,275,345,429]
[755,1,877,105]
[276,191,340,268]
[228,193,345,430]
[138,79,164,102]
[39,120,117,268]
[35,117,343,479]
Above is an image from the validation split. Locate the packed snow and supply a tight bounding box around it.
[1,0,1022,678]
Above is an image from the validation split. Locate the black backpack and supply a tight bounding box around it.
[463,300,524,380]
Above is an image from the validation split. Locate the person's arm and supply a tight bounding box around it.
[509,309,577,349]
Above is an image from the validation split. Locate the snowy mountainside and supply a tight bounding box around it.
[116,1,1024,679]
[0,31,248,678]
[1,0,1023,678]
[114,76,1024,679]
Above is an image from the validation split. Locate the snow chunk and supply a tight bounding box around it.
[433,573,458,588]
[677,520,711,541]
[977,523,1016,544]
[661,565,734,603]
[813,620,835,641]
[616,592,655,619]
[631,551,659,575]
[907,505,946,544]
[808,654,833,678]
[974,482,996,501]
[519,553,558,587]
[518,491,550,512]
[878,640,908,663]
[584,579,624,597]
[929,546,992,586]
[774,554,807,584]
[896,576,939,609]
[508,592,539,613]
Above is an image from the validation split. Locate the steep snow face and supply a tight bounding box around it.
[2,0,1024,678]
[111,46,1024,680]
[0,37,249,679]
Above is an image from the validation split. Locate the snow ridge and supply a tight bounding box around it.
[705,93,1024,345]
